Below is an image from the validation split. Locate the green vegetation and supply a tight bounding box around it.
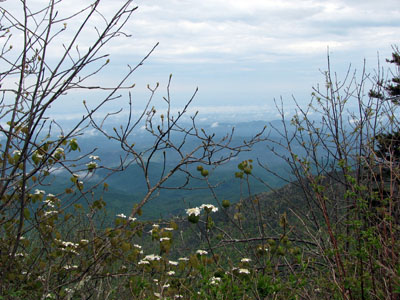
[1,1,400,299]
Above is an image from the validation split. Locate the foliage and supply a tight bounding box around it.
[0,1,262,298]
[259,50,400,299]
[1,0,400,299]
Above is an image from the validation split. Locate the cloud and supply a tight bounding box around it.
[3,0,399,122]
[5,0,399,64]
[121,0,400,63]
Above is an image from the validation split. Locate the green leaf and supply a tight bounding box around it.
[23,208,30,219]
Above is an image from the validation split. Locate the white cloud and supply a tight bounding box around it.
[121,0,400,63]
[2,0,399,121]
[4,0,398,64]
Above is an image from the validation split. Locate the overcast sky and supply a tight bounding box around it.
[3,0,400,122]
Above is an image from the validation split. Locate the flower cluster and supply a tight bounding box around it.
[86,161,98,172]
[44,210,59,217]
[43,199,55,208]
[185,207,201,217]
[210,276,221,285]
[116,213,136,222]
[54,239,80,255]
[144,254,161,261]
[196,250,208,256]
[34,189,45,195]
[199,204,218,213]
[232,267,250,275]
[63,265,78,270]
[186,204,219,223]
[178,257,189,261]
[186,204,218,216]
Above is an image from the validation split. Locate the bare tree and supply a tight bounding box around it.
[0,1,264,298]
[258,51,400,299]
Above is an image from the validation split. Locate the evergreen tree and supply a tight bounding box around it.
[372,47,400,161]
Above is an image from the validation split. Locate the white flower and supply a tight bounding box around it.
[162,284,170,289]
[133,244,142,249]
[167,271,175,276]
[13,150,21,155]
[241,258,252,263]
[43,199,55,208]
[160,237,170,242]
[55,240,80,253]
[149,224,160,234]
[138,260,150,265]
[154,293,161,298]
[185,207,201,216]
[63,265,78,270]
[200,204,218,213]
[144,254,161,261]
[178,257,189,261]
[44,210,58,216]
[80,239,89,244]
[238,268,250,274]
[196,250,208,256]
[86,161,98,169]
[116,213,127,218]
[174,295,183,299]
[34,189,45,195]
[64,288,74,294]
[55,148,64,152]
[47,193,55,197]
[89,155,100,160]
[128,217,137,221]
[61,248,79,257]
[210,276,221,285]
[163,227,174,231]
[169,260,178,266]
[61,241,79,248]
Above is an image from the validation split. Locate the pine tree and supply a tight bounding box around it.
[373,47,400,161]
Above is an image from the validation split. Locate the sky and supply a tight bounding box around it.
[2,0,400,123]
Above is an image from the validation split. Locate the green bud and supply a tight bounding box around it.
[222,200,230,208]
[188,214,199,223]
[201,169,209,177]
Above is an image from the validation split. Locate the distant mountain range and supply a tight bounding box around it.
[37,119,298,220]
